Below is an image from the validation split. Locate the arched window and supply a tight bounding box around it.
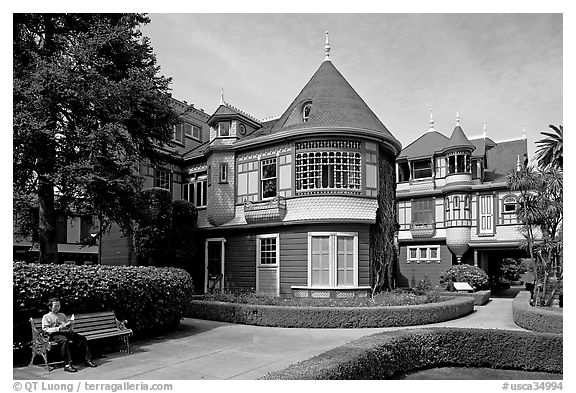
[302,103,312,122]
[502,196,518,214]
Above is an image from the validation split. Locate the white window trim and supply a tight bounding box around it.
[502,196,518,214]
[307,232,359,288]
[260,157,278,200]
[256,234,280,296]
[407,245,441,264]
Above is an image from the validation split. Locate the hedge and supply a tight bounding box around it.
[261,327,563,379]
[513,291,563,334]
[439,264,490,290]
[438,290,491,306]
[13,262,194,349]
[187,296,474,328]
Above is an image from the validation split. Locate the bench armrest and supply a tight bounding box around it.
[114,318,129,331]
[29,317,51,345]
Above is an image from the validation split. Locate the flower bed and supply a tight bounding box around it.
[187,296,474,328]
[513,291,563,334]
[261,327,563,379]
[438,290,491,306]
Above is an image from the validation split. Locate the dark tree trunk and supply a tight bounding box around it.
[38,172,58,264]
[370,147,398,294]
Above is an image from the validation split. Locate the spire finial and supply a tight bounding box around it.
[483,121,487,138]
[428,109,436,132]
[522,126,527,140]
[324,31,331,61]
[456,110,460,126]
[220,88,225,105]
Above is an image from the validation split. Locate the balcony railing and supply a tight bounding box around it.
[244,196,287,224]
[410,222,436,238]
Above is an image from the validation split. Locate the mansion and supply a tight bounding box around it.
[15,38,529,296]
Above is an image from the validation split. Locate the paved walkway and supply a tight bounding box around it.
[13,298,524,380]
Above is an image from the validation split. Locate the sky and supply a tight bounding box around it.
[140,13,562,161]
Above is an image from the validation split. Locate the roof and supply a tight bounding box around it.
[484,138,527,182]
[398,131,449,160]
[441,125,476,153]
[265,61,399,143]
[207,102,261,127]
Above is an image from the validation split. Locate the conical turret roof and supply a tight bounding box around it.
[441,125,475,153]
[268,60,400,147]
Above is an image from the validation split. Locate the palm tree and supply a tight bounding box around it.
[535,125,563,170]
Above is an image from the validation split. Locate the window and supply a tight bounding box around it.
[295,151,361,192]
[308,232,358,287]
[219,163,228,183]
[261,158,277,199]
[182,123,201,140]
[407,245,441,263]
[412,160,432,179]
[173,124,184,144]
[448,153,471,175]
[302,103,312,122]
[183,172,207,207]
[218,122,230,137]
[257,235,279,265]
[154,169,171,190]
[502,196,517,214]
[464,195,470,210]
[398,161,410,182]
[452,196,460,211]
[412,198,434,224]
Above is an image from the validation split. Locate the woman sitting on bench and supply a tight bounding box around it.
[42,297,98,372]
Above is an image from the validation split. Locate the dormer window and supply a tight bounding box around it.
[302,103,312,122]
[218,122,230,137]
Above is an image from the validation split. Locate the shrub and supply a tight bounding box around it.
[133,187,173,265]
[439,264,490,290]
[168,199,198,270]
[414,276,434,294]
[188,296,473,328]
[512,291,562,334]
[261,327,563,379]
[13,262,193,349]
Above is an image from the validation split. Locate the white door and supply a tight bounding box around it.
[479,195,494,235]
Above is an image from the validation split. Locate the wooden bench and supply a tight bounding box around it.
[29,311,133,370]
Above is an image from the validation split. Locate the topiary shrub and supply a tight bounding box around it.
[512,291,563,334]
[439,264,490,291]
[13,262,193,350]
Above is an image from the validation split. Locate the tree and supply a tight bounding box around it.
[370,148,398,295]
[508,166,563,306]
[534,125,563,170]
[13,14,178,263]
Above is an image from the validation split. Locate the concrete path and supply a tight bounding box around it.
[13,298,524,380]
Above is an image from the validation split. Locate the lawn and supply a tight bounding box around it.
[398,367,563,380]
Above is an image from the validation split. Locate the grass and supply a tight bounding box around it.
[199,290,446,307]
[398,367,563,380]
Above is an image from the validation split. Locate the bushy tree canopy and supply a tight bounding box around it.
[13,14,178,262]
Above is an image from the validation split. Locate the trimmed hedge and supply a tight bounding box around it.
[439,290,491,306]
[513,291,563,334]
[261,327,563,379]
[13,262,194,348]
[188,296,474,328]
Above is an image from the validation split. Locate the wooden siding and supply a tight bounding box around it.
[214,223,371,297]
[396,243,452,288]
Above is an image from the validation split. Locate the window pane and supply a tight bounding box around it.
[184,123,193,137]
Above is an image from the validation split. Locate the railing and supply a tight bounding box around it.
[410,222,436,238]
[244,196,287,224]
